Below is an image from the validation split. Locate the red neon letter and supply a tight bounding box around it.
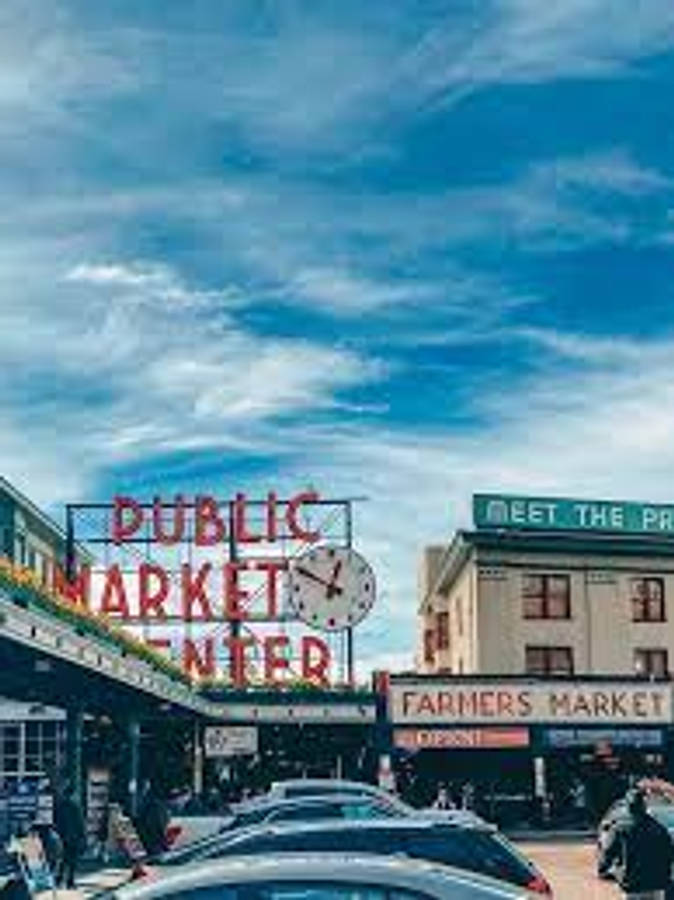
[266,491,278,541]
[100,565,131,618]
[234,493,262,543]
[286,491,320,542]
[153,495,186,545]
[181,563,214,621]
[139,563,169,620]
[223,636,252,687]
[301,635,330,686]
[264,635,290,683]
[182,637,215,679]
[256,560,287,618]
[195,495,226,546]
[53,564,91,609]
[112,496,143,544]
[146,638,171,656]
[224,562,248,621]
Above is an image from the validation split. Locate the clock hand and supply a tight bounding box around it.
[326,560,343,599]
[295,566,333,589]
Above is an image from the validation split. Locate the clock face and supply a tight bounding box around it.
[288,546,376,632]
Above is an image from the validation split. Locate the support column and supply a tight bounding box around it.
[65,706,84,801]
[128,719,140,818]
[192,720,204,799]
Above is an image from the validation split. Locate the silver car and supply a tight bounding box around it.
[114,853,535,900]
[267,779,396,802]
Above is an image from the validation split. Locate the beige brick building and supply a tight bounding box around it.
[418,529,674,679]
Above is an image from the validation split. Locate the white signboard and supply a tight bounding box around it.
[390,681,673,726]
[204,725,258,757]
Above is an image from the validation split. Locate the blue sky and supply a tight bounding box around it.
[4,0,674,675]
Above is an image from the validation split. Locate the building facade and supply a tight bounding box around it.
[419,497,674,679]
[0,476,72,587]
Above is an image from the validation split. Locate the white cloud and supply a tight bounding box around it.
[413,0,674,107]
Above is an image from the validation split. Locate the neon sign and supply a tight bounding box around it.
[64,491,361,687]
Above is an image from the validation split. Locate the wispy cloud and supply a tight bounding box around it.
[411,0,674,108]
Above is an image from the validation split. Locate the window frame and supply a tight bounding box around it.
[634,647,669,678]
[631,578,666,623]
[525,645,574,676]
[423,628,435,664]
[522,573,571,620]
[435,611,449,651]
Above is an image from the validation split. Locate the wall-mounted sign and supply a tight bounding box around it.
[394,727,529,750]
[390,681,673,726]
[204,726,258,757]
[473,493,674,536]
[543,728,664,749]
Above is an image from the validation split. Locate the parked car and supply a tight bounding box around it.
[143,815,551,895]
[166,789,487,851]
[115,853,536,900]
[165,791,406,850]
[268,778,396,801]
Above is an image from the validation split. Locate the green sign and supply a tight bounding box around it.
[473,494,674,536]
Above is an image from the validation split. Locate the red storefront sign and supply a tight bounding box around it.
[394,727,530,750]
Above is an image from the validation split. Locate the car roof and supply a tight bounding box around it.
[270,779,384,793]
[235,793,395,814]
[116,854,528,900]
[226,816,490,841]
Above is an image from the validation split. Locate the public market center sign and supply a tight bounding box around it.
[390,681,673,726]
[474,493,674,536]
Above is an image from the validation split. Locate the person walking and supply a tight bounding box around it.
[53,787,85,889]
[598,789,674,899]
[135,781,169,857]
[432,785,455,810]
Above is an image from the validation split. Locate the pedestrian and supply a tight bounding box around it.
[598,788,674,899]
[135,781,169,857]
[53,786,85,889]
[432,785,455,810]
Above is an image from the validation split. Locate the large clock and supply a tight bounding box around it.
[288,546,376,632]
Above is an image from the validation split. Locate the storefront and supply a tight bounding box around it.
[387,676,674,826]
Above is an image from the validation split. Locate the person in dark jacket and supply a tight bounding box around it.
[135,782,169,857]
[53,788,85,889]
[598,789,674,899]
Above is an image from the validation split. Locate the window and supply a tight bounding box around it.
[404,829,536,889]
[253,883,428,900]
[267,803,343,823]
[15,533,26,566]
[27,547,37,571]
[525,646,574,676]
[435,612,449,650]
[523,574,570,619]
[635,648,668,677]
[423,629,434,664]
[632,578,665,622]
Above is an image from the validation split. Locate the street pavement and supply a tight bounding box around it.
[49,840,617,900]
[518,840,618,900]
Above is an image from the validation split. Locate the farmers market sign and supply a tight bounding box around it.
[390,681,673,725]
[474,493,674,535]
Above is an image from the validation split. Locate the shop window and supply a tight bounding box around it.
[436,612,449,650]
[523,574,570,619]
[525,646,574,676]
[635,648,668,678]
[631,578,665,622]
[423,629,435,664]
